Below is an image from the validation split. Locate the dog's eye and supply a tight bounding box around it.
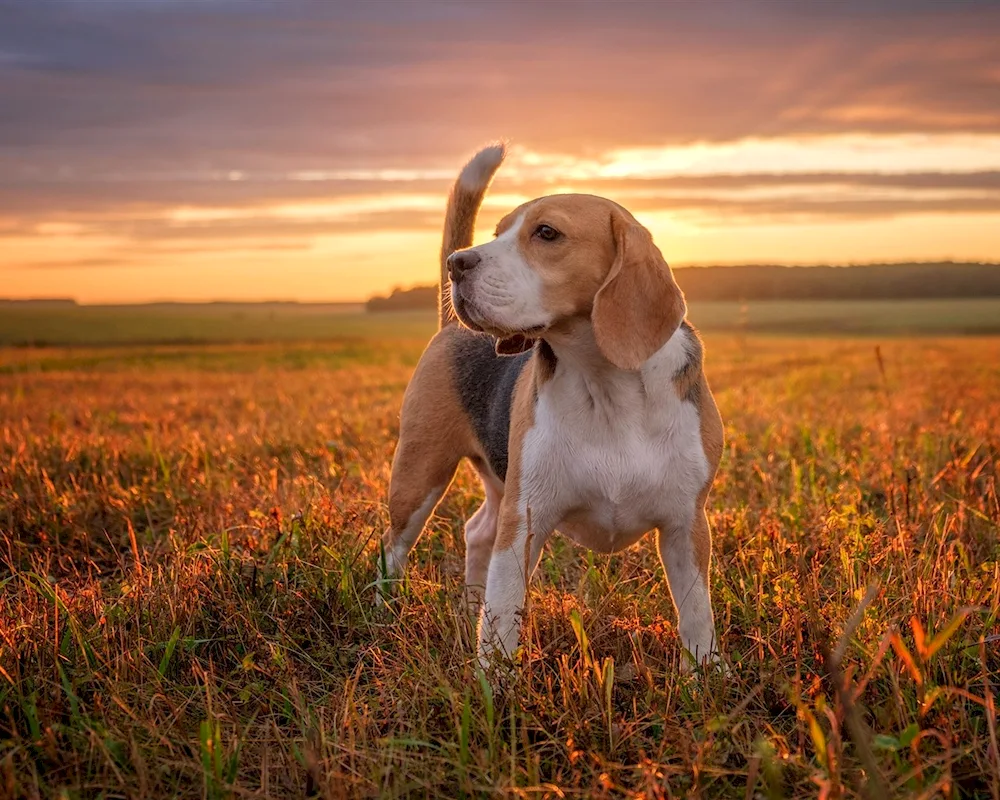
[534,224,560,242]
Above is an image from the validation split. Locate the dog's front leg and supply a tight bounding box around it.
[477,498,548,670]
[657,506,719,668]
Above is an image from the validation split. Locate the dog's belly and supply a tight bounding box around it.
[554,457,674,552]
[524,430,701,552]
[558,507,653,553]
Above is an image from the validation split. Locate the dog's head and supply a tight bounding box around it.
[447,195,686,369]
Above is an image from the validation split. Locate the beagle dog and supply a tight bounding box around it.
[378,144,724,670]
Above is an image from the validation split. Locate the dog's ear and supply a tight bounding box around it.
[495,334,534,356]
[591,211,686,370]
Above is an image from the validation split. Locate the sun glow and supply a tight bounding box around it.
[5,133,1000,303]
[512,133,1000,181]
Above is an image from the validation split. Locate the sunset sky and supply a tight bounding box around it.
[2,0,999,303]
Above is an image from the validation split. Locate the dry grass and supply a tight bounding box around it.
[1,335,998,798]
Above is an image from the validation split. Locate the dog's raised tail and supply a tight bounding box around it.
[439,143,506,327]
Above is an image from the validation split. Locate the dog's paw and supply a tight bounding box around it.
[373,543,407,609]
[679,647,729,677]
[373,562,400,610]
[476,651,517,695]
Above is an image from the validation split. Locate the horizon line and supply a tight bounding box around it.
[4,260,999,307]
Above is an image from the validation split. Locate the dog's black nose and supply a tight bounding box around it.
[447,250,481,281]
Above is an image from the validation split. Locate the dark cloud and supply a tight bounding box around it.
[94,211,446,243]
[0,176,450,216]
[588,171,1000,193]
[1,0,997,181]
[1,0,996,285]
[621,194,1000,221]
[2,209,446,264]
[2,171,999,222]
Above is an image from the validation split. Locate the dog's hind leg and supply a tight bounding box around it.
[463,470,503,609]
[377,438,460,601]
[377,331,470,602]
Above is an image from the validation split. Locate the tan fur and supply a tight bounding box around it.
[592,211,687,370]
[672,361,700,405]
[495,195,616,323]
[693,373,724,575]
[493,362,540,552]
[382,329,475,548]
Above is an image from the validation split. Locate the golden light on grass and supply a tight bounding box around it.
[1,334,998,795]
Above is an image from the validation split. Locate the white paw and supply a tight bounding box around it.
[680,646,728,676]
[374,550,403,608]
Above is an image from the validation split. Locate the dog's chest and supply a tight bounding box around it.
[520,370,707,551]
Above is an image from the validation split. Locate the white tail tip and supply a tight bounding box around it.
[458,142,507,191]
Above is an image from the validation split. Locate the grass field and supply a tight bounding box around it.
[4,298,1000,347]
[1,331,999,798]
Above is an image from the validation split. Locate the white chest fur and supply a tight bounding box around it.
[518,326,709,552]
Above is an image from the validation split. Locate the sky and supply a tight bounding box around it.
[2,0,999,303]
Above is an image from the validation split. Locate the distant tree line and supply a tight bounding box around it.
[674,262,1000,301]
[0,298,77,307]
[367,285,438,312]
[366,262,1000,311]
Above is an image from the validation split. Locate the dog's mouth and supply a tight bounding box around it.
[451,290,486,333]
[454,293,546,340]
[498,323,546,338]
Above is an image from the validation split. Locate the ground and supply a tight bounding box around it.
[1,331,998,798]
[4,299,1000,347]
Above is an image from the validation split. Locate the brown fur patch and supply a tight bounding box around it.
[692,372,724,577]
[493,195,687,370]
[696,374,724,482]
[493,195,617,323]
[592,210,687,370]
[385,327,477,533]
[535,340,558,383]
[673,323,704,404]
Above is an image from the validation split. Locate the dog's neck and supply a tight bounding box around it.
[537,319,647,419]
[542,318,616,376]
[539,317,688,409]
